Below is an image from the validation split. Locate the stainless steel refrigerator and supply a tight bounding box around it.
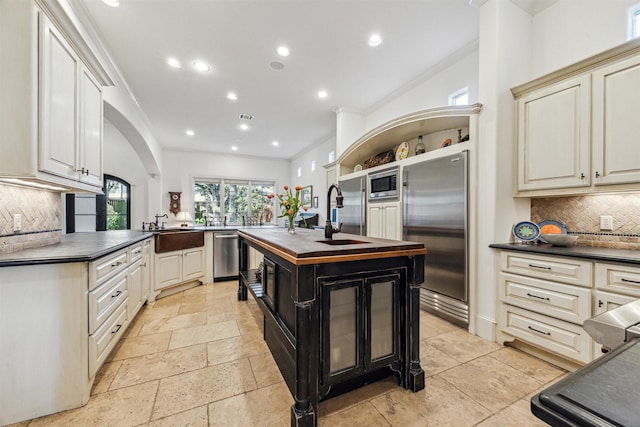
[337,175,366,235]
[403,151,468,327]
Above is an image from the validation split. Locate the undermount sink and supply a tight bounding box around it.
[316,239,367,246]
[155,230,204,253]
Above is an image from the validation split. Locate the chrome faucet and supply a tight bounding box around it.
[325,184,344,239]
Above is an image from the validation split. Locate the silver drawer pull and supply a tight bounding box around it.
[111,324,122,334]
[110,261,123,268]
[111,290,122,298]
[528,264,551,270]
[621,278,640,285]
[527,292,550,301]
[134,250,142,254]
[528,325,551,336]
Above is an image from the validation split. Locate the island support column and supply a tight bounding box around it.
[291,265,316,426]
[407,254,425,391]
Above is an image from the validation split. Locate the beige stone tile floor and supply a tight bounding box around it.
[16,280,567,427]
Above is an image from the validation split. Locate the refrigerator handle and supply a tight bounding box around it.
[402,170,408,240]
[360,177,366,235]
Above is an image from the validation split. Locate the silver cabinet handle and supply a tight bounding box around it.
[528,264,551,270]
[110,261,123,268]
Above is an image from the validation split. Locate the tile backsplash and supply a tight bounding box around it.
[531,194,640,250]
[0,183,62,253]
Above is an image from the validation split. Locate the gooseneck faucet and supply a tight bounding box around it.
[325,184,344,239]
[154,213,168,228]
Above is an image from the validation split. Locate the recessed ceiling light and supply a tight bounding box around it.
[231,146,238,151]
[317,90,328,99]
[166,57,181,68]
[277,46,290,57]
[227,92,238,100]
[239,124,249,131]
[272,141,279,146]
[269,61,285,71]
[101,0,119,7]
[186,129,195,136]
[368,34,382,47]
[192,60,211,72]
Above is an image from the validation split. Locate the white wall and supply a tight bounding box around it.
[365,44,479,134]
[103,121,151,229]
[161,149,291,227]
[289,137,336,226]
[530,0,637,78]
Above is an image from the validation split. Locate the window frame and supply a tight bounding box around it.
[96,174,131,231]
[193,177,275,225]
[448,86,469,106]
[630,3,640,40]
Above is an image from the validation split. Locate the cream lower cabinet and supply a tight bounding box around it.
[155,246,205,291]
[497,251,593,365]
[592,262,640,357]
[127,239,151,319]
[367,201,401,240]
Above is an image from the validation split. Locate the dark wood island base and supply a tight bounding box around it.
[237,228,426,427]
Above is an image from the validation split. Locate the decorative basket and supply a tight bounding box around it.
[364,150,395,169]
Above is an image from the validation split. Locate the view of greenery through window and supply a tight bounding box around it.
[194,179,274,225]
[106,178,129,230]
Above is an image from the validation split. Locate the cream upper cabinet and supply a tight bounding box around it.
[39,16,79,182]
[78,67,103,187]
[516,75,591,192]
[513,39,640,196]
[592,55,640,186]
[0,2,109,192]
[39,13,104,189]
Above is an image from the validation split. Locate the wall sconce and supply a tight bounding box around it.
[176,211,193,228]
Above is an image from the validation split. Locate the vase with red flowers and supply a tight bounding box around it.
[268,185,308,234]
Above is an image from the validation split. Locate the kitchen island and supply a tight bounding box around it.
[237,228,426,427]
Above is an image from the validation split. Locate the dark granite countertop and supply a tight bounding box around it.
[0,230,154,267]
[490,242,640,265]
[238,227,425,264]
[141,224,280,232]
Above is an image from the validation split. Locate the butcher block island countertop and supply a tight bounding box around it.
[236,228,426,427]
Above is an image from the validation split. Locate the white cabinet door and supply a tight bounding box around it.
[592,55,640,186]
[382,203,400,240]
[516,75,590,191]
[367,204,383,238]
[367,202,400,240]
[78,66,103,187]
[39,15,78,181]
[155,251,183,290]
[183,247,205,282]
[128,258,143,318]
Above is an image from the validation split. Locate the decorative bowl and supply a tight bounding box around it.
[541,234,578,247]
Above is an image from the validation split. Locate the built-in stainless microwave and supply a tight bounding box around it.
[368,167,399,201]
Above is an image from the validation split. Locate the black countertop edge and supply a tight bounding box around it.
[0,231,154,268]
[139,225,281,232]
[490,242,640,265]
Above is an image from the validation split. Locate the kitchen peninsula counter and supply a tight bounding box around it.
[0,230,153,267]
[489,242,640,265]
[237,228,426,427]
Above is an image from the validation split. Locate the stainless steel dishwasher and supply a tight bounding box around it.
[213,231,239,281]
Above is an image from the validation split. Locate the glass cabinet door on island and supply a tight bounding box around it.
[321,272,400,386]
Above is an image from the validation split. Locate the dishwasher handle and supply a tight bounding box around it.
[215,234,238,239]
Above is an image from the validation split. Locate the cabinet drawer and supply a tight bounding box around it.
[595,262,640,297]
[90,249,128,289]
[89,301,127,377]
[129,243,144,263]
[500,305,592,364]
[500,252,592,287]
[89,269,128,334]
[499,273,591,323]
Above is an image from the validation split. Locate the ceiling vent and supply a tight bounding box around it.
[239,114,254,121]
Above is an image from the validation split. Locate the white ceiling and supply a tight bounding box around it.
[73,0,479,160]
